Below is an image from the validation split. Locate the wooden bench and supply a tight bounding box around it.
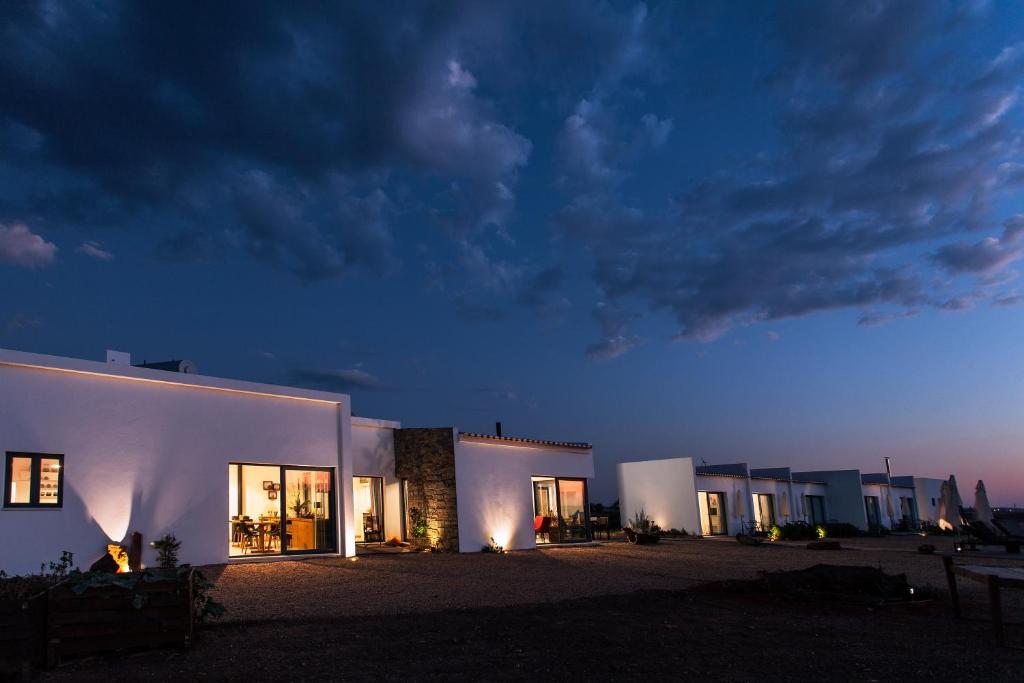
[942,556,1024,648]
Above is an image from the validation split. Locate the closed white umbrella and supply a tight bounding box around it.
[937,481,951,530]
[948,475,964,527]
[780,491,791,519]
[885,491,896,527]
[734,488,746,520]
[974,480,994,529]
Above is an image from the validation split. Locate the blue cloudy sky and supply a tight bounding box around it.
[2,1,1023,504]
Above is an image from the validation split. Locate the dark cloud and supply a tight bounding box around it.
[288,366,387,392]
[555,0,1024,348]
[0,0,562,282]
[516,266,570,322]
[586,302,641,360]
[992,293,1024,307]
[933,216,1024,274]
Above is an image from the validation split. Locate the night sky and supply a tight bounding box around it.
[2,1,1023,505]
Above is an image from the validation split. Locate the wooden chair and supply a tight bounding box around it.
[363,513,383,543]
[238,520,258,554]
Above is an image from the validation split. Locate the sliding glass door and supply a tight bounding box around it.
[806,495,826,526]
[353,476,384,543]
[284,467,336,554]
[532,476,590,544]
[698,491,728,535]
[753,494,775,532]
[229,463,336,557]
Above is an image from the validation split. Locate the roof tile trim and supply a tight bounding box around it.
[459,432,592,450]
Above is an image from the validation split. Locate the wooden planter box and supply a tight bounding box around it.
[45,569,195,667]
[0,592,48,679]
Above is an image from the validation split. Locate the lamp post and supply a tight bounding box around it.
[884,456,894,531]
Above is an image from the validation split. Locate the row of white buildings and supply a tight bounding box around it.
[617,458,946,537]
[0,346,949,575]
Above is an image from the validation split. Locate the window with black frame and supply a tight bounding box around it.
[806,495,826,526]
[4,452,64,508]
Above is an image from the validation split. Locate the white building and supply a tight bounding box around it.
[0,348,594,575]
[618,457,950,535]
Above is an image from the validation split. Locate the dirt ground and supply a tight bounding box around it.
[42,536,1024,681]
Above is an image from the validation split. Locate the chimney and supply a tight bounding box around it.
[495,421,503,437]
[106,350,132,366]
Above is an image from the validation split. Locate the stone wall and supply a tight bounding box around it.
[394,428,460,552]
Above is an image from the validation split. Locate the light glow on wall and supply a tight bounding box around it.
[80,479,134,543]
[490,526,511,550]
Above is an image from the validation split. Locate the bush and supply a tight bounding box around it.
[481,537,506,554]
[628,509,660,535]
[821,522,861,538]
[150,534,181,569]
[0,551,76,604]
[409,507,429,539]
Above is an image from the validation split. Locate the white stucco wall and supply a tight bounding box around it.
[618,458,700,535]
[453,437,594,552]
[748,477,788,528]
[791,480,829,522]
[350,417,402,541]
[695,474,748,535]
[0,349,354,575]
[793,469,868,529]
[913,477,945,524]
[860,482,915,528]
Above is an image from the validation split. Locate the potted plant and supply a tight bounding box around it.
[623,509,661,544]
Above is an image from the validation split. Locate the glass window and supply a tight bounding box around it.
[558,479,588,542]
[285,468,335,553]
[532,476,590,544]
[4,452,64,507]
[227,463,336,557]
[228,463,282,557]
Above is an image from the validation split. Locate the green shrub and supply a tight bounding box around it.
[628,509,660,535]
[150,534,181,569]
[409,507,429,538]
[821,522,860,538]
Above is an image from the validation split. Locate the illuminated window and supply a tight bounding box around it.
[4,452,64,508]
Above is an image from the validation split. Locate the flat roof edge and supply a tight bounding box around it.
[0,347,350,405]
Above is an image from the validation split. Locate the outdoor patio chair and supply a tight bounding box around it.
[363,513,383,543]
[964,519,1023,553]
[535,515,553,542]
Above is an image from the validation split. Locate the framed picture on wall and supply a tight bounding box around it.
[268,490,278,500]
[262,481,273,491]
[272,483,281,491]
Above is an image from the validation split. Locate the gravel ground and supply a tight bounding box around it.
[38,535,1024,681]
[202,535,1024,622]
